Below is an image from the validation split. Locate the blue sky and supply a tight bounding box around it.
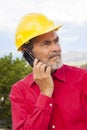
[0,0,87,58]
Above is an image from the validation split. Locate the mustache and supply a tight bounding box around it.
[48,52,61,59]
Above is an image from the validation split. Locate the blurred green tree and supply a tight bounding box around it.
[0,53,32,128]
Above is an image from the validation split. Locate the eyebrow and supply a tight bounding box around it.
[41,36,59,44]
[42,40,51,44]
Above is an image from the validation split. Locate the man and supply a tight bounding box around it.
[9,13,87,130]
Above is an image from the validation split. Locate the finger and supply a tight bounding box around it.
[33,61,43,77]
[36,61,43,74]
[33,58,38,66]
[46,66,51,75]
[39,63,47,75]
[33,59,38,77]
[33,58,40,73]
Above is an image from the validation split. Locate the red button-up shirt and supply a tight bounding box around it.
[9,64,87,130]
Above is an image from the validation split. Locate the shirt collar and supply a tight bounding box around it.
[29,64,66,87]
[27,73,34,87]
[52,65,66,82]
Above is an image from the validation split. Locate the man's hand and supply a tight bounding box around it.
[33,59,54,97]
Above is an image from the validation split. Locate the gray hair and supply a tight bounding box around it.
[22,40,34,52]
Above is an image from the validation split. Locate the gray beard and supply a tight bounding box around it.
[47,59,63,73]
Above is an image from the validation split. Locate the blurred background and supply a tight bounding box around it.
[0,0,87,129]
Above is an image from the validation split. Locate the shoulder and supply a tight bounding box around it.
[64,64,87,74]
[63,64,87,82]
[14,73,33,86]
[11,73,34,92]
[10,73,34,99]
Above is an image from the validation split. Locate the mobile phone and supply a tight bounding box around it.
[23,51,35,67]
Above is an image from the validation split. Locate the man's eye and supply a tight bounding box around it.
[54,38,59,43]
[43,42,50,46]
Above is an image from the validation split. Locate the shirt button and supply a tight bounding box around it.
[49,103,53,107]
[52,125,55,129]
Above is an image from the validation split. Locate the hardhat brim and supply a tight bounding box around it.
[18,24,62,51]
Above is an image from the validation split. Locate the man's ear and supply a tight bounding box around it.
[22,47,28,51]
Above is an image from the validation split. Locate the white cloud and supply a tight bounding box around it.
[0,0,87,32]
[0,0,87,55]
[62,35,79,43]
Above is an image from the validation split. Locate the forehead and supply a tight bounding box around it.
[32,30,58,43]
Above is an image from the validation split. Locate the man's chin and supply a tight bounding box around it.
[48,61,63,73]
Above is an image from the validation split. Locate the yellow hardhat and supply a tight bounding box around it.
[15,13,62,51]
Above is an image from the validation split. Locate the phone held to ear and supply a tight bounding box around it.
[23,51,35,67]
[23,51,46,69]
